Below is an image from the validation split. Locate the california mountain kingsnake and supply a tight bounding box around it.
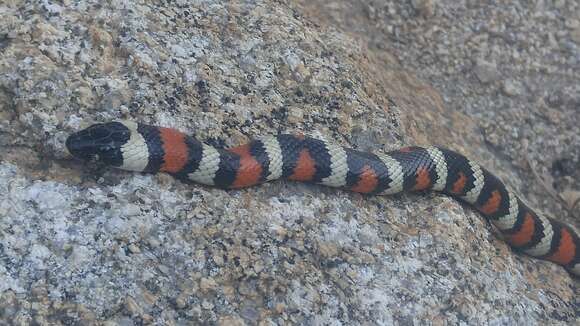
[65,121,580,277]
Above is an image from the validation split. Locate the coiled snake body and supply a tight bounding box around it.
[66,121,580,277]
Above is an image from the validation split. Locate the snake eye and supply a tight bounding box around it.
[89,125,113,139]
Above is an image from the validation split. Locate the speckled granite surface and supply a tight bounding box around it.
[0,0,578,324]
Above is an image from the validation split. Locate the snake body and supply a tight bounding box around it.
[66,121,580,277]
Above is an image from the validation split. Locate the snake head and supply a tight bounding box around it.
[66,121,130,166]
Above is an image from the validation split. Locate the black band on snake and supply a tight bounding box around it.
[65,121,580,277]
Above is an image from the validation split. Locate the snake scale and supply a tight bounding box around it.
[66,121,580,277]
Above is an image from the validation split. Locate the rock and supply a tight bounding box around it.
[287,107,304,124]
[0,0,578,325]
[565,19,580,30]
[411,0,435,18]
[501,79,524,97]
[218,316,246,326]
[473,58,500,84]
[571,27,580,44]
[128,244,141,254]
[199,277,218,294]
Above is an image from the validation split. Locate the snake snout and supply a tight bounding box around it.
[66,130,96,161]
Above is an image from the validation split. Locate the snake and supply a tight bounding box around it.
[65,120,580,277]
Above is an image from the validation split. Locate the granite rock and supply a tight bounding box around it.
[0,0,578,324]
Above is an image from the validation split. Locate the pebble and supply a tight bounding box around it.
[128,244,141,254]
[473,59,500,84]
[501,79,524,97]
[125,296,143,316]
[201,300,214,310]
[410,0,435,17]
[287,107,304,124]
[199,277,218,293]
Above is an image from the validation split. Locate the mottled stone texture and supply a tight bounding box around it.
[0,0,577,324]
